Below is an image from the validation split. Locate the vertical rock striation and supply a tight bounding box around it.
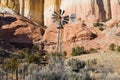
[44,0,61,25]
[0,0,19,14]
[111,0,120,19]
[29,0,44,25]
[0,0,120,26]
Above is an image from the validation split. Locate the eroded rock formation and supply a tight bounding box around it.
[0,13,44,48]
[43,22,98,55]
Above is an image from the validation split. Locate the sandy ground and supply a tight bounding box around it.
[67,51,120,74]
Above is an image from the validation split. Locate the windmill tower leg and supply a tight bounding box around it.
[57,28,63,60]
[57,28,60,57]
[59,28,63,54]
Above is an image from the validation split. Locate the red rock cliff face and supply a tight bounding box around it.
[1,0,120,56]
[0,13,44,48]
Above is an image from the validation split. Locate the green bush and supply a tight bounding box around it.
[78,18,81,21]
[18,52,25,59]
[0,57,4,64]
[68,58,86,72]
[57,52,66,58]
[18,47,43,64]
[117,46,120,52]
[63,51,67,56]
[89,48,97,53]
[109,43,116,51]
[99,27,104,31]
[50,51,66,60]
[71,46,86,56]
[93,22,104,27]
[26,54,39,64]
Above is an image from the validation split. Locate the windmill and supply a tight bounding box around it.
[51,9,76,56]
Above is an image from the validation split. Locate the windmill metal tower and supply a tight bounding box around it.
[51,9,76,56]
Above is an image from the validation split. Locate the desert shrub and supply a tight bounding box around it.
[68,58,86,72]
[89,48,97,53]
[52,51,67,57]
[92,58,97,65]
[90,33,98,39]
[0,57,4,64]
[26,54,36,64]
[117,46,120,52]
[18,46,44,64]
[99,26,104,31]
[71,46,86,56]
[18,51,26,59]
[86,58,98,66]
[109,43,116,51]
[25,58,117,80]
[21,48,31,54]
[50,52,66,61]
[93,22,104,27]
[51,52,64,57]
[63,51,67,56]
[31,45,39,52]
[68,73,91,80]
[78,18,81,21]
[25,53,41,64]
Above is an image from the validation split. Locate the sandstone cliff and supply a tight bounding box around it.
[0,0,120,26]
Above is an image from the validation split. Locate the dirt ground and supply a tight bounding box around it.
[68,51,120,74]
